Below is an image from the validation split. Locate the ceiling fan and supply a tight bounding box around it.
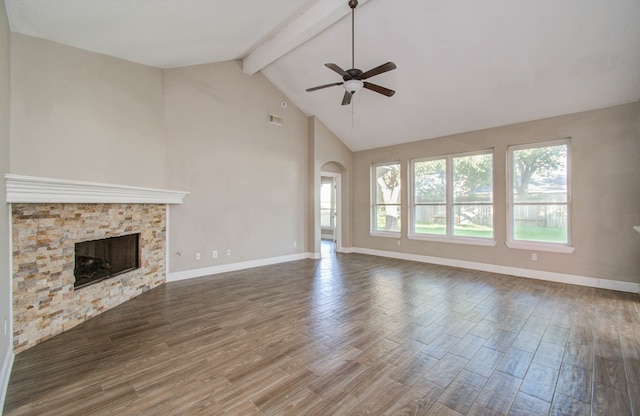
[306,0,397,106]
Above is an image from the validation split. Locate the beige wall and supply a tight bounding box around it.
[1,0,12,397]
[309,116,354,254]
[164,61,309,272]
[9,34,165,188]
[353,103,640,284]
[2,20,636,332]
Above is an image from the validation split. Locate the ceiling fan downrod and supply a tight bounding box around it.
[349,0,358,69]
[304,0,397,106]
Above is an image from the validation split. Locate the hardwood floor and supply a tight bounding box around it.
[4,250,640,415]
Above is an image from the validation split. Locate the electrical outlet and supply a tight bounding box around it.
[531,253,537,261]
[397,240,401,246]
[293,241,297,248]
[212,250,218,259]
[195,252,201,261]
[226,249,231,256]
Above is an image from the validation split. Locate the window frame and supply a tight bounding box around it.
[409,149,496,246]
[370,161,402,238]
[506,138,574,253]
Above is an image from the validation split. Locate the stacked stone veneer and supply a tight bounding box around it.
[12,203,166,353]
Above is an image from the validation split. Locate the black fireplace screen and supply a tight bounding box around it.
[74,234,140,289]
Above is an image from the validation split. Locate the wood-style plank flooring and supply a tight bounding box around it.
[4,245,640,415]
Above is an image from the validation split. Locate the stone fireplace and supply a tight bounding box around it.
[6,175,188,353]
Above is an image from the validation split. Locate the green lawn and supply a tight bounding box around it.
[415,223,493,238]
[514,226,567,243]
[415,223,567,242]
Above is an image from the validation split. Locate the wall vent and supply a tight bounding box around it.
[268,114,283,126]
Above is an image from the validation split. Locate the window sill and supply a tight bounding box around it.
[408,234,496,247]
[370,231,401,238]
[505,241,575,254]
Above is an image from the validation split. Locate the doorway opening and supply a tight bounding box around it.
[320,171,341,258]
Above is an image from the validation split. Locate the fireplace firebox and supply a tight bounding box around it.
[74,234,140,289]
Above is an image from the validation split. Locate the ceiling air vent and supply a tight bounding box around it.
[268,114,283,126]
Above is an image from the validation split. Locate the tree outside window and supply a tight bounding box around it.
[372,163,401,233]
[453,153,493,238]
[509,140,570,245]
[413,158,446,235]
[411,151,493,239]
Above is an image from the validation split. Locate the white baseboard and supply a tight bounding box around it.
[166,247,639,294]
[351,247,640,294]
[1,347,14,414]
[167,253,314,282]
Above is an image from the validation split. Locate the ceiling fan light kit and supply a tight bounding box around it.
[344,79,364,94]
[306,0,397,106]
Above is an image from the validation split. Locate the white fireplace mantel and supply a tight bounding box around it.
[5,174,189,204]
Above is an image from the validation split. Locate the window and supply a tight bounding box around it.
[320,180,334,228]
[507,139,573,252]
[371,162,401,235]
[410,150,494,244]
[412,158,446,235]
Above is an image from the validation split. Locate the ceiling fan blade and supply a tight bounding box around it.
[306,82,343,92]
[341,91,353,106]
[360,62,397,80]
[363,82,395,97]
[325,63,351,79]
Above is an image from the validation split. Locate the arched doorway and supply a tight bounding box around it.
[320,172,340,257]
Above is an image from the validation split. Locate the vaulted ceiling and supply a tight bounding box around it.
[5,0,640,151]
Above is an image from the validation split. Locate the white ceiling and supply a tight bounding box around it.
[5,0,640,151]
[5,0,319,68]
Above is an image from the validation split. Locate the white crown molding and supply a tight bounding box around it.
[5,174,189,204]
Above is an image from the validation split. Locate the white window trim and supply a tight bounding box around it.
[409,149,495,246]
[370,161,402,238]
[408,233,497,246]
[506,138,574,253]
[370,230,401,238]
[505,240,574,253]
